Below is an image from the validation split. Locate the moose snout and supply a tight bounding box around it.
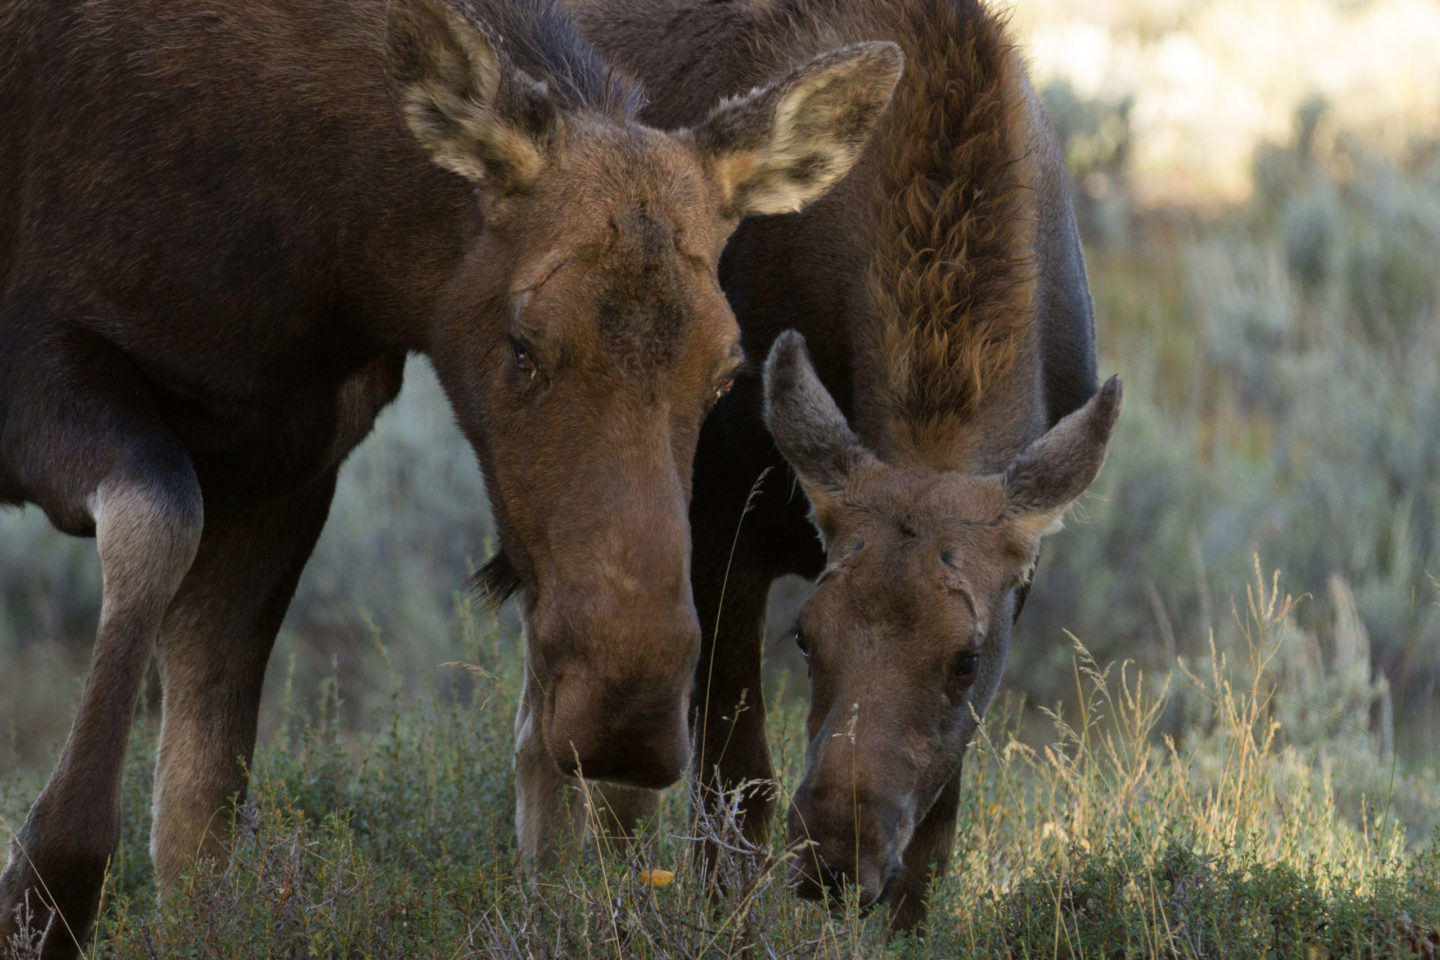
[537,593,699,789]
[786,845,890,910]
[529,494,700,788]
[786,779,908,909]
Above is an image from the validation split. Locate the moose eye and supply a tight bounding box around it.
[715,378,735,401]
[793,626,810,660]
[952,653,980,680]
[509,337,537,377]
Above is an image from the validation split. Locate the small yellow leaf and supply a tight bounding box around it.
[640,868,675,887]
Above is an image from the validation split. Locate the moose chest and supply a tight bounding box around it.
[141,336,407,505]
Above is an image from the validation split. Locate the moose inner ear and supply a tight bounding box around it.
[1002,376,1123,541]
[691,41,903,217]
[763,330,877,515]
[386,0,557,195]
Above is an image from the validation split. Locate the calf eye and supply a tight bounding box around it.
[952,653,980,681]
[793,627,810,660]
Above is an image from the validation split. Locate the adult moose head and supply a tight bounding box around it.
[0,0,900,950]
[395,5,902,798]
[566,0,1114,929]
[766,335,1120,920]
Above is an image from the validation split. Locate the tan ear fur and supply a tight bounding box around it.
[693,41,903,217]
[763,330,879,519]
[1002,376,1123,540]
[386,0,553,192]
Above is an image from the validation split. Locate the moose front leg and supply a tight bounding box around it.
[148,472,337,892]
[0,327,203,959]
[686,438,820,875]
[514,639,663,866]
[587,783,660,860]
[513,646,586,869]
[689,536,778,865]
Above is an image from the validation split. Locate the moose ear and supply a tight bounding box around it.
[764,331,877,512]
[692,42,903,217]
[386,0,556,195]
[1002,376,1123,541]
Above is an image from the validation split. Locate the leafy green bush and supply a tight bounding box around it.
[1021,103,1440,764]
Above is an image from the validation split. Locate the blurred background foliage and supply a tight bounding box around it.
[1021,84,1440,771]
[3,1,1437,791]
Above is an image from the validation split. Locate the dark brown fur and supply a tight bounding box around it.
[0,0,901,952]
[858,7,1038,466]
[567,0,1109,929]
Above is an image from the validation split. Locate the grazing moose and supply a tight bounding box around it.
[0,0,900,951]
[570,0,1120,928]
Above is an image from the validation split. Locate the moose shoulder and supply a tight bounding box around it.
[0,0,900,952]
[567,0,1115,929]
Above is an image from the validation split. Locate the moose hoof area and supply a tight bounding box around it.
[0,861,59,960]
[0,839,109,960]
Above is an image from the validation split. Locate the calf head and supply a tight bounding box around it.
[387,0,903,788]
[763,331,1121,905]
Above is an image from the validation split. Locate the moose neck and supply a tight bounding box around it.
[843,0,1043,476]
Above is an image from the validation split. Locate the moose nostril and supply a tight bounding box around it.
[544,678,691,788]
[787,802,898,910]
[786,856,830,902]
[855,861,888,909]
[788,853,889,911]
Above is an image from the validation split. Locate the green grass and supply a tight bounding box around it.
[5,565,1436,959]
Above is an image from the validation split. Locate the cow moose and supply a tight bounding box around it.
[568,0,1120,928]
[0,0,901,952]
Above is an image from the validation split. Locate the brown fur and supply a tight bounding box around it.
[856,4,1038,467]
[0,0,901,952]
[571,0,1051,464]
[765,335,1121,927]
[566,0,1105,931]
[681,1,1044,464]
